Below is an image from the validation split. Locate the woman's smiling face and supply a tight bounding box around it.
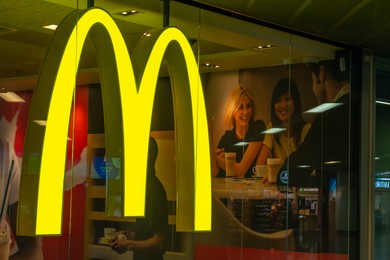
[274,92,295,123]
[234,95,252,127]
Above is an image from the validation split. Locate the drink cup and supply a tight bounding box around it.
[252,165,267,178]
[225,152,236,177]
[267,158,282,184]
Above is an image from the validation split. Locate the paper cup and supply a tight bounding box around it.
[225,152,236,177]
[267,158,282,183]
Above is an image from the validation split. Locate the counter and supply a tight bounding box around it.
[212,177,292,232]
[212,177,283,199]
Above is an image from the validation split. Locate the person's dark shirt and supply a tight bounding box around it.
[133,169,168,260]
[217,119,266,178]
[277,92,351,188]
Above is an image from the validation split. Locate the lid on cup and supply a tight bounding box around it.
[267,158,282,165]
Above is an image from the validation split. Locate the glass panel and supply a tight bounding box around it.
[374,62,390,260]
[286,47,359,258]
[174,2,356,259]
[0,0,359,259]
[288,47,358,258]
[0,0,83,259]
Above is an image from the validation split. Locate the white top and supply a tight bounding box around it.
[263,122,311,161]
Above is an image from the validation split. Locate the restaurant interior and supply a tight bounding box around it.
[1,0,390,259]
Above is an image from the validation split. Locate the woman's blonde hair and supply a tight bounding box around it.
[224,85,256,129]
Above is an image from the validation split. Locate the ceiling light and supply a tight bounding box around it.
[120,10,141,16]
[376,99,390,105]
[298,165,311,168]
[262,128,285,134]
[304,103,342,113]
[254,44,275,50]
[0,92,25,102]
[202,63,220,68]
[42,24,58,30]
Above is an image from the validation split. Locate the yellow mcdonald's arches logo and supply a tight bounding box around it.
[17,7,211,235]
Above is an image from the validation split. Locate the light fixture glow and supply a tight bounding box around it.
[234,141,249,146]
[33,120,47,126]
[202,63,220,68]
[376,177,390,181]
[262,128,286,134]
[298,165,311,168]
[324,160,341,165]
[120,10,141,16]
[0,92,25,102]
[304,103,342,113]
[42,24,58,30]
[376,100,390,105]
[254,44,275,50]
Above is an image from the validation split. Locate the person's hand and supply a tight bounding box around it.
[111,238,130,254]
[0,221,10,245]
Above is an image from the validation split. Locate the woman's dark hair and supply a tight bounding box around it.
[270,78,306,146]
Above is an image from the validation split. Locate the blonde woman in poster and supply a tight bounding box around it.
[257,78,310,183]
[213,85,266,178]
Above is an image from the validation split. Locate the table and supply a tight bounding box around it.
[212,178,291,231]
[212,177,283,199]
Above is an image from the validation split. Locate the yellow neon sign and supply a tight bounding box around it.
[18,7,211,235]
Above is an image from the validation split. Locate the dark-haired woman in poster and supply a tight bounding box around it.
[257,78,310,182]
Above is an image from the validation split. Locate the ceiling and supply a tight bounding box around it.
[196,0,390,57]
[0,0,388,91]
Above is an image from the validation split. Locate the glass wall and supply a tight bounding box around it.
[0,0,358,259]
[374,60,390,260]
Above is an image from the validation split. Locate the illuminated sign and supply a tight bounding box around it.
[375,181,390,189]
[299,188,319,192]
[18,8,211,235]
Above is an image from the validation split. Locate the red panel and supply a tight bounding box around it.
[0,86,89,259]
